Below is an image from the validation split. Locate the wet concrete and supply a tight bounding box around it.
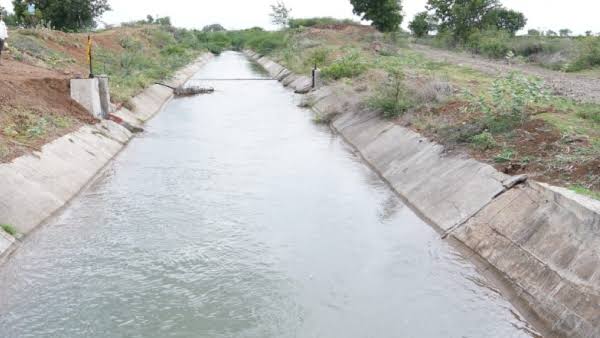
[0,52,539,337]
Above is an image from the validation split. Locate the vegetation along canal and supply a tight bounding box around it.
[0,52,540,337]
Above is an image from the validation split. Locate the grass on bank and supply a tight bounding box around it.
[1,224,17,236]
[197,22,599,197]
[416,31,600,72]
[6,24,213,104]
[3,19,598,197]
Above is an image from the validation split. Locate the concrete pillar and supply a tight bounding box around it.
[97,76,111,118]
[70,78,103,119]
[312,68,322,89]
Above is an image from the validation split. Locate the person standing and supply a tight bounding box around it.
[0,13,8,65]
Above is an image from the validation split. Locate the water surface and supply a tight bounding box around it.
[0,52,537,338]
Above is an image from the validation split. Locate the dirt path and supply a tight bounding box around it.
[410,44,600,104]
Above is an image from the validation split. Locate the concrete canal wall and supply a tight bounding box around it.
[0,53,214,259]
[244,50,600,338]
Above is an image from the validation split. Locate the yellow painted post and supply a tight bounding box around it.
[87,35,94,78]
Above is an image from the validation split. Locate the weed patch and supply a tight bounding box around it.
[1,224,17,236]
[471,131,497,150]
[367,66,413,118]
[322,52,368,80]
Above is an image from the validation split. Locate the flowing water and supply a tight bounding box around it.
[0,52,539,337]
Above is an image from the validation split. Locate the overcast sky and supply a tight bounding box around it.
[1,0,598,35]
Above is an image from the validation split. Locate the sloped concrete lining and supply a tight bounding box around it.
[453,182,600,338]
[245,50,313,94]
[0,53,214,259]
[245,50,600,338]
[0,231,15,260]
[70,78,103,118]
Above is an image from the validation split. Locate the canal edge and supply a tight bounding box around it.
[0,53,215,261]
[243,50,600,338]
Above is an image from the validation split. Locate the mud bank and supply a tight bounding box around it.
[245,50,600,338]
[0,53,214,259]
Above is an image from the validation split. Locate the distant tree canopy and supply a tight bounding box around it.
[350,0,403,32]
[270,1,291,28]
[481,8,526,35]
[408,11,431,37]
[426,0,526,41]
[527,29,541,36]
[202,24,226,32]
[559,28,572,37]
[12,0,111,30]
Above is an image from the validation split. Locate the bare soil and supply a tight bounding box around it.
[413,101,600,192]
[0,58,96,162]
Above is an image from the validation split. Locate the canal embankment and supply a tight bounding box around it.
[244,50,600,338]
[0,53,214,260]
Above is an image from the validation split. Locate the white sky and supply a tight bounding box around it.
[1,0,599,35]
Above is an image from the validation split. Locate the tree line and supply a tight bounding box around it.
[2,0,110,31]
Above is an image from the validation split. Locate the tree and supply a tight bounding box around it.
[585,30,593,37]
[155,16,171,26]
[202,24,226,32]
[12,0,111,31]
[146,15,154,24]
[482,8,526,35]
[546,30,557,37]
[559,28,572,37]
[527,29,541,36]
[409,12,431,37]
[270,1,291,28]
[426,0,499,41]
[350,0,403,32]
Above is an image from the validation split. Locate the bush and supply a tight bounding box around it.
[467,29,511,59]
[288,17,358,29]
[471,131,497,150]
[567,37,600,72]
[322,52,367,80]
[243,31,286,55]
[472,72,548,133]
[304,48,330,68]
[368,67,413,118]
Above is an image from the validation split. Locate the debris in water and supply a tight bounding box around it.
[173,86,215,97]
[156,82,215,97]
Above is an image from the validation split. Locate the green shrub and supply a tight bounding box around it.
[577,110,600,124]
[472,73,548,133]
[304,48,330,68]
[494,148,515,163]
[1,224,17,236]
[467,29,511,59]
[368,67,413,118]
[431,31,455,48]
[242,31,286,55]
[288,17,358,29]
[471,131,497,150]
[322,52,367,80]
[567,37,600,72]
[119,36,144,50]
